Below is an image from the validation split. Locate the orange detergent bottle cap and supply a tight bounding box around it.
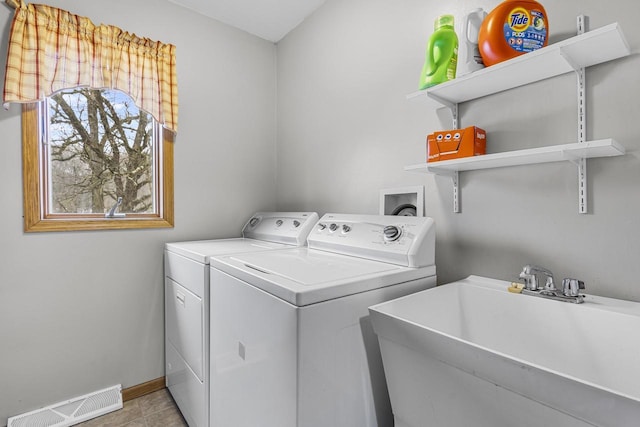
[478,0,549,67]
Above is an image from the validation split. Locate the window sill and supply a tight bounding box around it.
[24,217,174,233]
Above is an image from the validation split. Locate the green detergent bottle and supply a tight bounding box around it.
[419,14,459,90]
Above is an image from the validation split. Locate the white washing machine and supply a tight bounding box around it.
[164,212,319,427]
[208,213,437,427]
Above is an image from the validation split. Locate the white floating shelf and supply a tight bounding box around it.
[405,139,625,175]
[406,139,624,213]
[407,22,630,106]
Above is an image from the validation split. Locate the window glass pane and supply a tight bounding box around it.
[46,88,156,215]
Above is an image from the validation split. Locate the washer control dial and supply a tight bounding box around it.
[293,220,301,228]
[249,217,260,227]
[342,224,351,233]
[276,219,283,227]
[383,225,402,242]
[329,223,339,232]
[318,223,327,231]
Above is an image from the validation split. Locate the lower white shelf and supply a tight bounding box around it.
[405,139,625,213]
[405,139,624,174]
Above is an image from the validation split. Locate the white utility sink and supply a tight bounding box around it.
[369,275,640,427]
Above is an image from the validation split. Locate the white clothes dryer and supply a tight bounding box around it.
[164,212,318,427]
[208,213,437,427]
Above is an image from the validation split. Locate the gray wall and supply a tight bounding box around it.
[0,0,277,423]
[277,0,640,299]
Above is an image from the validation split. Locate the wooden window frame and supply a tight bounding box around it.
[22,103,174,232]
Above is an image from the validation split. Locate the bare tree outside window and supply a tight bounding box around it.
[46,88,156,215]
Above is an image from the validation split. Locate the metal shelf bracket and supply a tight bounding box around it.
[430,169,460,213]
[451,170,460,213]
[427,92,459,129]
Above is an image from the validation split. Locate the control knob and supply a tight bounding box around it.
[276,219,283,227]
[383,225,402,242]
[249,217,260,227]
[293,220,301,228]
[329,223,339,232]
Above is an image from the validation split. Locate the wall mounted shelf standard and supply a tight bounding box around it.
[406,18,630,213]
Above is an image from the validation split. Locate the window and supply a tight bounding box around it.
[4,2,177,232]
[22,89,174,232]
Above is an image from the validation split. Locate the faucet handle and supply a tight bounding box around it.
[562,278,585,297]
[544,276,557,292]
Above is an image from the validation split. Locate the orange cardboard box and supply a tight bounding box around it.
[427,126,486,162]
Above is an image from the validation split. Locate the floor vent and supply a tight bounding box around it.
[7,385,122,427]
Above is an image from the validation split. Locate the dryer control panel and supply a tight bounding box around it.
[309,213,435,268]
[242,212,319,246]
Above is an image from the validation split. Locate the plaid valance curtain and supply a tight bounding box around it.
[3,1,178,132]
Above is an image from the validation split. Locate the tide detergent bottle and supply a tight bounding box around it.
[419,14,458,90]
[478,0,548,67]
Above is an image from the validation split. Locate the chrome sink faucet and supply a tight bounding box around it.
[519,265,555,291]
[518,265,585,304]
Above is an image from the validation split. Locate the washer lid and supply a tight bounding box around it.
[233,248,400,285]
[210,248,436,306]
[165,238,289,264]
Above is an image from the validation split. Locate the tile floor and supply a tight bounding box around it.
[76,388,187,427]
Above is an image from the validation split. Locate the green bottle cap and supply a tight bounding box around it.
[435,14,454,30]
